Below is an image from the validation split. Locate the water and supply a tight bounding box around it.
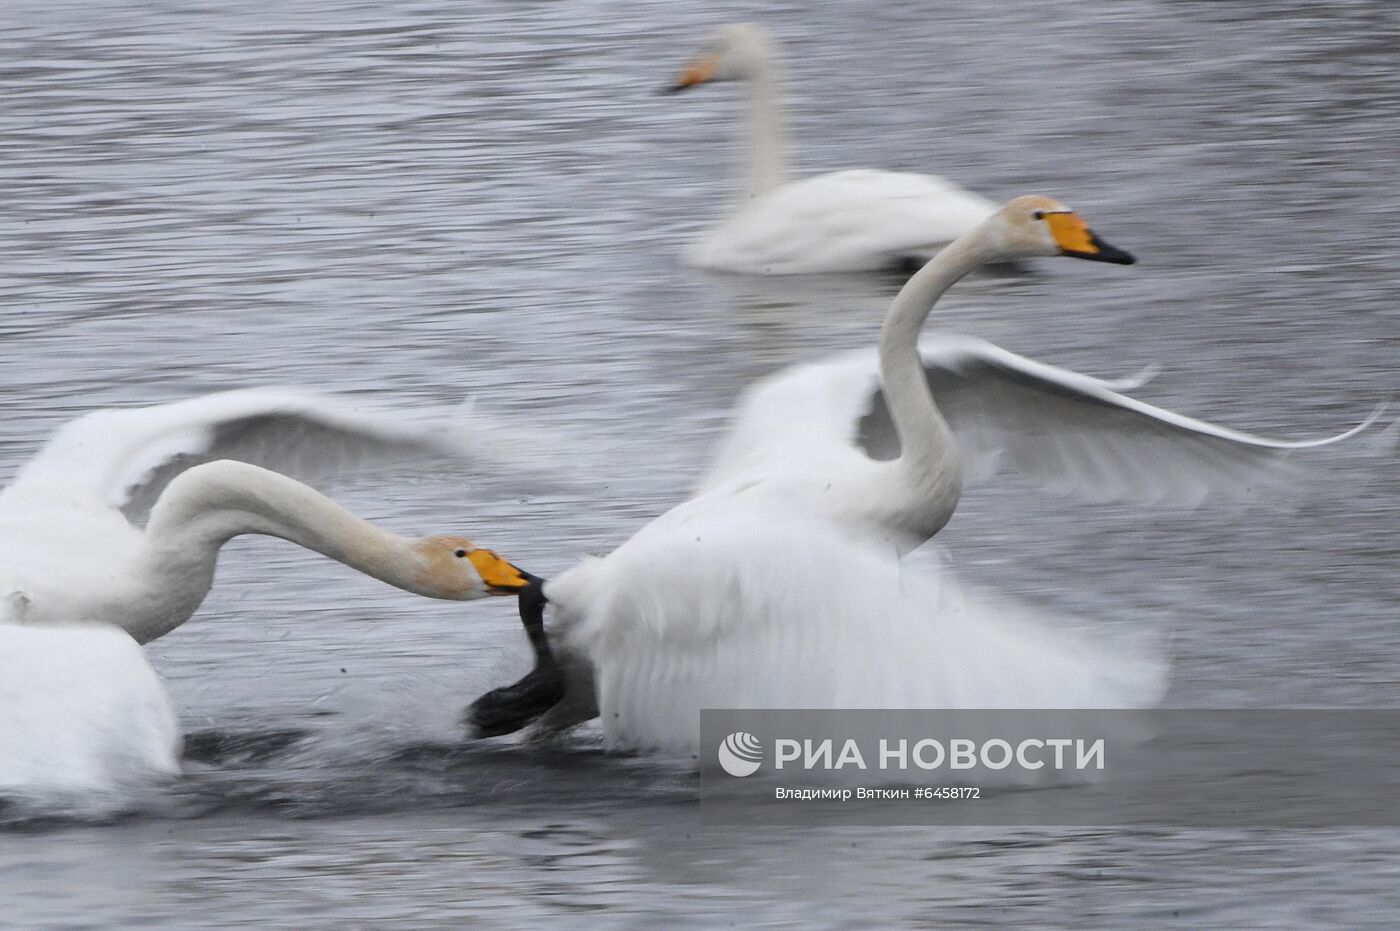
[2,0,1399,925]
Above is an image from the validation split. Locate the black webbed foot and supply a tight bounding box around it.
[465,575,567,738]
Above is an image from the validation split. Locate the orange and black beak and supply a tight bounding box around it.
[467,548,533,595]
[1041,210,1135,265]
[663,54,719,94]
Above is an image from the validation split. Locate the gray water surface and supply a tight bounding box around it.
[2,0,1399,926]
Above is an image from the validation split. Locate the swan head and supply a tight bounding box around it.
[412,535,531,600]
[665,23,777,92]
[983,195,1135,265]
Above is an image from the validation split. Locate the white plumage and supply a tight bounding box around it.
[687,170,998,275]
[669,24,996,274]
[704,335,1377,518]
[0,389,533,803]
[486,196,1374,752]
[0,624,179,813]
[544,511,1166,751]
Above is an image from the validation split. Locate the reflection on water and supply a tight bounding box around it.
[2,0,1399,926]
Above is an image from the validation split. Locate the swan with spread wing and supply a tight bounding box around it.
[468,195,1376,750]
[0,390,531,802]
[667,22,997,274]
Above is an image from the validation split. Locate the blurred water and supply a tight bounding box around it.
[2,0,1399,926]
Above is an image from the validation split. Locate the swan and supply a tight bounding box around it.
[667,22,998,274]
[0,389,532,807]
[468,195,1376,750]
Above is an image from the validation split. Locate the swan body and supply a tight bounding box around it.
[472,195,1375,751]
[0,624,179,808]
[686,170,999,274]
[541,512,1165,750]
[670,23,997,274]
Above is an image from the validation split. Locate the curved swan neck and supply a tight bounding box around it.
[739,52,791,199]
[879,231,999,492]
[141,460,423,594]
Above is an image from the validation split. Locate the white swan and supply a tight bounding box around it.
[668,22,998,274]
[0,389,532,807]
[468,196,1375,750]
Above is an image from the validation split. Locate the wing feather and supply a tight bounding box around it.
[868,335,1380,505]
[704,336,1377,513]
[6,389,511,520]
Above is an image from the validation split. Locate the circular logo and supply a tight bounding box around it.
[718,731,763,777]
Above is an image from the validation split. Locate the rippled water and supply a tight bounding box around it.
[2,0,1399,926]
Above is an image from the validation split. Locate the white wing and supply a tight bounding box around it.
[690,170,997,274]
[4,388,519,520]
[698,351,890,492]
[705,336,1378,509]
[906,336,1378,505]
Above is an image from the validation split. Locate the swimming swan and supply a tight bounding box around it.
[667,22,998,274]
[468,196,1375,750]
[0,389,534,806]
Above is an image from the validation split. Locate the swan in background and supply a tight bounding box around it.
[667,22,998,274]
[468,196,1376,750]
[0,389,532,807]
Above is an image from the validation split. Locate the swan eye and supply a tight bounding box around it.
[454,548,468,558]
[1033,210,1046,220]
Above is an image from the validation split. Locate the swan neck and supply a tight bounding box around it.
[878,233,997,498]
[740,57,790,199]
[141,461,422,595]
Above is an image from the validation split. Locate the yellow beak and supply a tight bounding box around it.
[467,548,530,594]
[1043,211,1135,265]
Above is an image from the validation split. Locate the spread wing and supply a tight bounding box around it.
[877,336,1378,505]
[5,388,533,521]
[704,336,1378,509]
